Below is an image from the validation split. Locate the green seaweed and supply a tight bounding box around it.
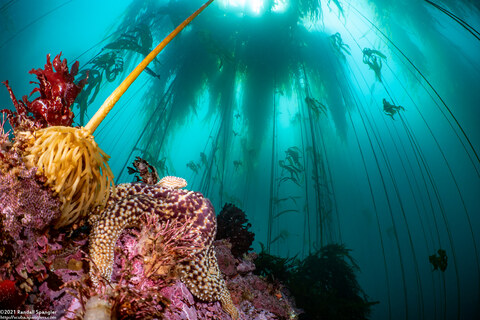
[255,243,378,319]
[254,243,296,283]
[290,244,378,319]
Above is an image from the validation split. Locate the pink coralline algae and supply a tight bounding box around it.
[0,53,89,318]
[108,216,202,319]
[0,169,61,239]
[110,234,299,319]
[0,219,88,318]
[0,201,299,320]
[159,239,300,319]
[0,115,22,173]
[1,114,59,272]
[49,214,297,320]
[214,240,300,320]
[116,214,235,319]
[1,108,298,319]
[0,120,61,245]
[1,116,88,316]
[2,53,87,129]
[160,280,227,319]
[88,181,239,318]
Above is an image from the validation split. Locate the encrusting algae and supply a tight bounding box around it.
[88,177,239,319]
[9,0,215,229]
[1,0,245,318]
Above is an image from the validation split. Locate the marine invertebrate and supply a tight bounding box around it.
[0,130,89,312]
[2,52,113,229]
[105,215,202,319]
[0,134,63,281]
[0,213,87,316]
[11,0,214,229]
[159,280,227,319]
[0,279,25,309]
[157,175,187,189]
[88,181,239,319]
[17,126,113,228]
[213,240,300,319]
[84,296,112,320]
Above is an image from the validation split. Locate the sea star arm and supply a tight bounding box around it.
[88,182,239,318]
[180,247,239,319]
[89,194,154,286]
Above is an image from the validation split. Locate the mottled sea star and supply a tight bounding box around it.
[88,178,239,319]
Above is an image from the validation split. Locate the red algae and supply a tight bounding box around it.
[1,53,297,317]
[0,54,89,317]
[2,53,87,129]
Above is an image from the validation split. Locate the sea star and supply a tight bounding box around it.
[88,177,239,319]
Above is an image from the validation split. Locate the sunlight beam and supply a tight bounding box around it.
[218,0,267,16]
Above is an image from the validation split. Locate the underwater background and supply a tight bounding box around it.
[0,0,479,318]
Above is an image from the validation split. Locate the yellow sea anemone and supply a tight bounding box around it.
[18,127,113,228]
[18,0,214,229]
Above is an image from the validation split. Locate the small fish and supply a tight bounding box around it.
[144,66,161,79]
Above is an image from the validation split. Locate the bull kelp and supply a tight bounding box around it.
[1,0,479,319]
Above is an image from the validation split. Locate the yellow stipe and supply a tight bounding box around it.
[84,0,215,134]
[16,0,214,228]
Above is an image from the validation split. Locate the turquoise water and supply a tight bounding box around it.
[1,0,479,318]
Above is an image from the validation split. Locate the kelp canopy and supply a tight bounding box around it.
[1,0,479,319]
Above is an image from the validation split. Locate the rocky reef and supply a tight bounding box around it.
[0,55,299,318]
